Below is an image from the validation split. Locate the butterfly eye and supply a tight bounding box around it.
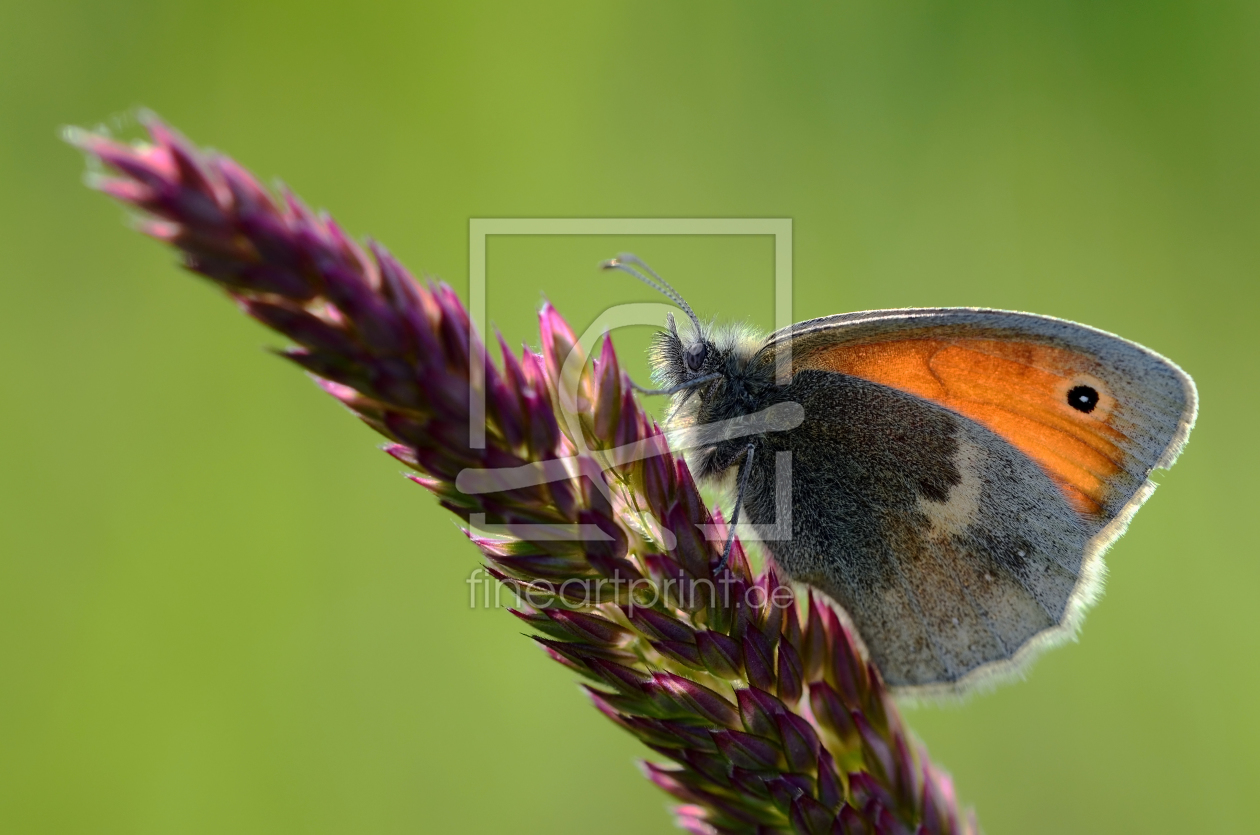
[1067,384,1100,414]
[683,343,708,372]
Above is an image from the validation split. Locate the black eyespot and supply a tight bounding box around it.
[1067,385,1099,414]
[683,343,708,372]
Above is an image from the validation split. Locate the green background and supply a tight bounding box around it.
[2,2,1256,832]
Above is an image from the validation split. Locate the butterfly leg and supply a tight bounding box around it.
[715,442,757,574]
[627,372,722,397]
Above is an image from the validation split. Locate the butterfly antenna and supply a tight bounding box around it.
[617,254,702,332]
[600,254,705,336]
[715,443,756,574]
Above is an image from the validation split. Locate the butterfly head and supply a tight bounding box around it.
[649,314,762,394]
[650,314,772,480]
[601,253,770,432]
[650,311,716,386]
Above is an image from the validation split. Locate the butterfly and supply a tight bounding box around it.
[604,255,1197,696]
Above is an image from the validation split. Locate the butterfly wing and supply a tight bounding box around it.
[767,308,1197,523]
[748,308,1196,694]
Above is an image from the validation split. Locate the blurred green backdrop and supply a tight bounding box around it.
[2,1,1257,833]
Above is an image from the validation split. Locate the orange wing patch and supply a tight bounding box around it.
[798,339,1128,516]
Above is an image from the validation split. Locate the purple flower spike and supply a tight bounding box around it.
[791,794,838,835]
[714,729,782,771]
[777,640,805,704]
[742,630,778,693]
[697,629,743,679]
[776,712,822,773]
[72,115,980,835]
[736,687,786,742]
